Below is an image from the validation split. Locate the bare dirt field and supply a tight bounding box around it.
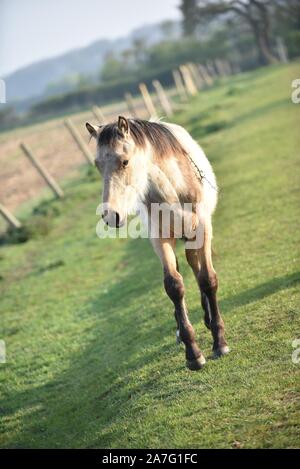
[0,97,151,218]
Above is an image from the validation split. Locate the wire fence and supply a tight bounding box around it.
[0,59,234,231]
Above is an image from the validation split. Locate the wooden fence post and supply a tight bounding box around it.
[204,64,214,84]
[187,63,203,90]
[152,80,173,117]
[172,69,188,102]
[64,119,94,165]
[214,59,227,77]
[92,105,105,124]
[179,65,198,96]
[198,64,213,86]
[0,203,21,229]
[206,60,217,78]
[124,92,138,118]
[276,37,289,63]
[20,142,64,199]
[139,83,157,118]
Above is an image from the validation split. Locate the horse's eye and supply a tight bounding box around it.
[122,159,129,167]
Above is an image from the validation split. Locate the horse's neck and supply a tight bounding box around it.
[145,155,181,206]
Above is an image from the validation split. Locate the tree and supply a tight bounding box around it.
[160,20,177,41]
[179,0,279,65]
[75,74,92,90]
[132,38,147,65]
[0,106,19,130]
[273,0,300,30]
[100,56,129,82]
[179,0,199,36]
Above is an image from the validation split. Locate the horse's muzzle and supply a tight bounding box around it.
[102,210,124,228]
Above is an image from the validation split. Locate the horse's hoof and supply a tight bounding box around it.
[176,330,182,344]
[212,345,230,359]
[204,320,211,330]
[186,354,206,371]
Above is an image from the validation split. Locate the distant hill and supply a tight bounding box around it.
[4,21,180,106]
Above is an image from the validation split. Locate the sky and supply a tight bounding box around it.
[0,0,180,77]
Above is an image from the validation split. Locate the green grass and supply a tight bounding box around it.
[1,62,300,449]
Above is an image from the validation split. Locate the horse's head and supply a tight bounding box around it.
[86,116,147,228]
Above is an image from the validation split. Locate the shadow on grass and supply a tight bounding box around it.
[1,231,299,447]
[0,237,178,448]
[186,96,288,145]
[220,271,300,314]
[227,97,288,129]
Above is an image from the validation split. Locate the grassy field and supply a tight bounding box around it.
[0,62,299,449]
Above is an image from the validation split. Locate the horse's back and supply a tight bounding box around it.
[165,122,218,216]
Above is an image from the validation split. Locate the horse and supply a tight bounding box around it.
[86,116,229,370]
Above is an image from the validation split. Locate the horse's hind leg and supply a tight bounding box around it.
[198,221,229,358]
[185,248,211,330]
[151,237,206,370]
[174,255,182,344]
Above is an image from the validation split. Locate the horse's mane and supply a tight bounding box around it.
[98,119,187,159]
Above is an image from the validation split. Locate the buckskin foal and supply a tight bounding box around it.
[86,116,229,371]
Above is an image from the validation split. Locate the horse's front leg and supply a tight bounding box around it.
[151,237,206,370]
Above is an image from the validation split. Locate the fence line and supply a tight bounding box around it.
[64,118,94,165]
[187,63,203,90]
[152,80,173,117]
[179,65,198,96]
[0,203,22,228]
[172,69,188,102]
[1,60,238,220]
[206,60,217,78]
[124,92,139,118]
[20,142,64,199]
[214,59,227,77]
[139,83,158,118]
[198,64,213,86]
[92,105,105,124]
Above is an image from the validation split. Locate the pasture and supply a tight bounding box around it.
[0,62,299,448]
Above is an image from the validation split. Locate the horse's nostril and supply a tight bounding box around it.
[102,210,120,227]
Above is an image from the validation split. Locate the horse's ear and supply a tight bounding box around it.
[86,122,98,139]
[118,116,130,136]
